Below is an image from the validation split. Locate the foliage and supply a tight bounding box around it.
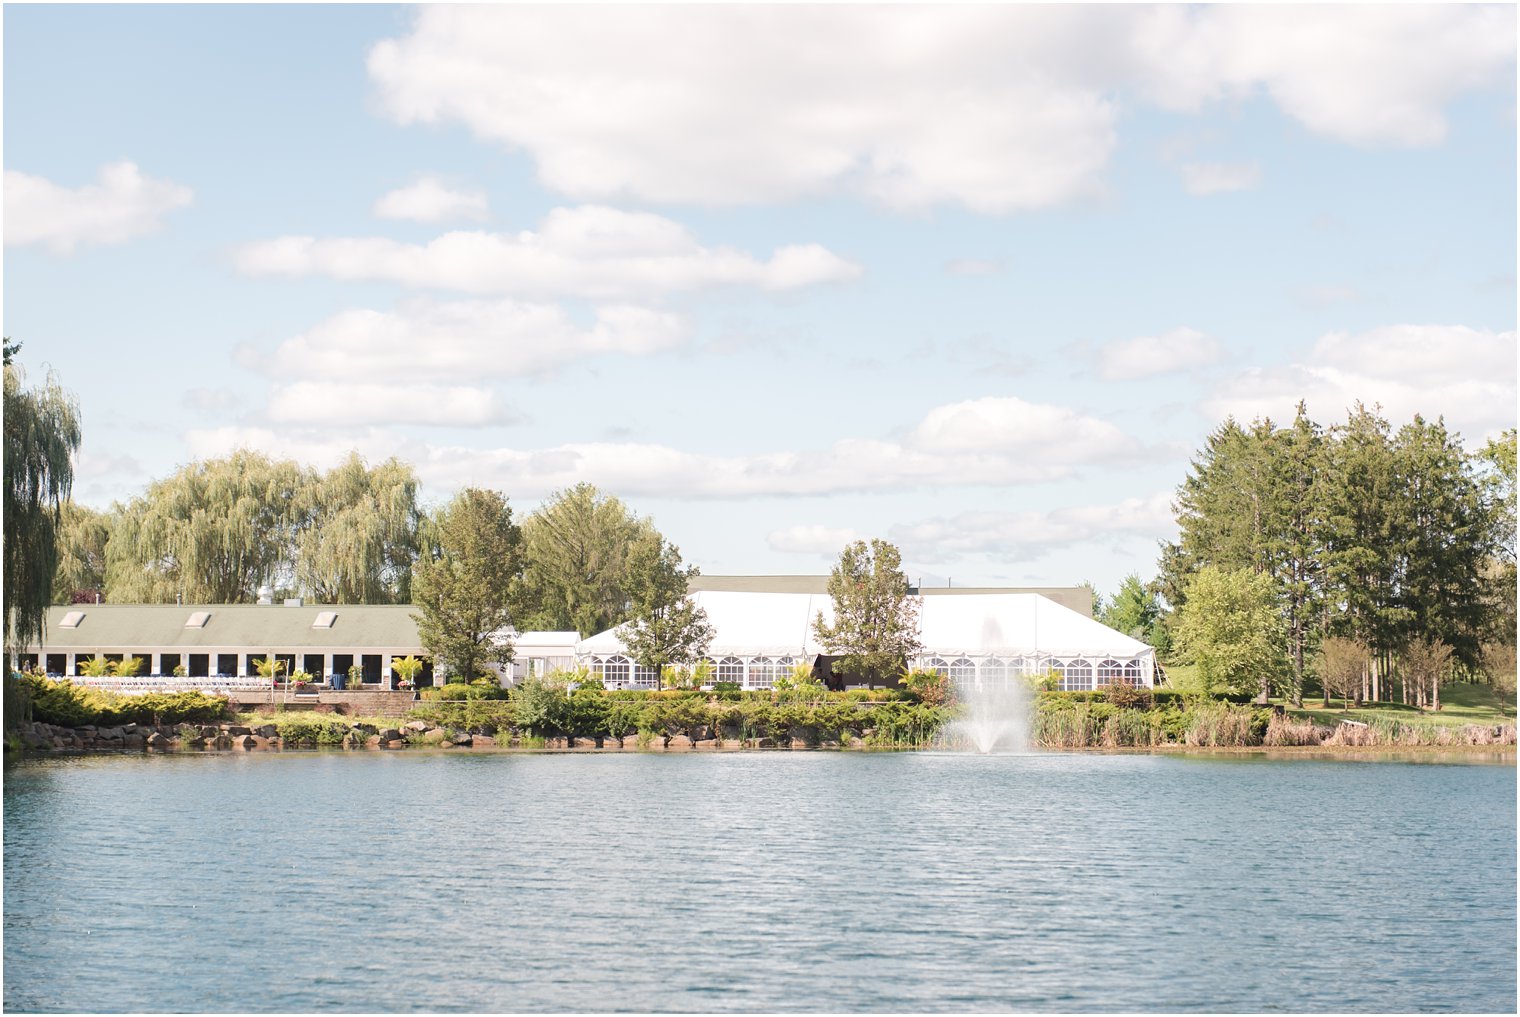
[4,348,82,654]
[113,655,145,678]
[293,453,421,603]
[511,672,571,736]
[106,450,306,603]
[254,656,286,682]
[1401,637,1455,711]
[22,676,227,727]
[420,682,502,701]
[1102,678,1153,710]
[1318,636,1369,708]
[412,488,522,682]
[899,666,949,705]
[514,483,653,636]
[51,501,112,603]
[391,654,426,687]
[813,538,921,684]
[619,528,713,675]
[78,656,111,677]
[1172,566,1289,700]
[1100,574,1163,645]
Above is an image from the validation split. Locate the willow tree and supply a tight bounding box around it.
[105,451,308,603]
[52,501,113,603]
[412,488,522,681]
[514,483,653,636]
[4,342,82,653]
[294,453,420,603]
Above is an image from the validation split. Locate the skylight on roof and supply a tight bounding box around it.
[59,611,84,628]
[312,611,338,629]
[185,611,212,629]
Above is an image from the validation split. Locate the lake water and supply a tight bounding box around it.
[4,750,1515,1013]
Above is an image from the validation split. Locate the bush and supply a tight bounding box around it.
[21,676,228,728]
[899,667,949,705]
[420,682,504,701]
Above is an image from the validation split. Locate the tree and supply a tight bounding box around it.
[1172,566,1289,700]
[1101,574,1160,641]
[294,453,420,603]
[52,501,112,603]
[1475,429,1516,655]
[391,654,426,688]
[412,488,522,682]
[813,538,921,684]
[1401,637,1455,712]
[619,530,713,684]
[106,451,306,603]
[1318,635,1369,709]
[4,343,82,655]
[514,483,651,636]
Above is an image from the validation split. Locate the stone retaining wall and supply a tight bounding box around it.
[226,690,417,717]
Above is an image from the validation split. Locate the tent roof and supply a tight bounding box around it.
[578,591,1151,659]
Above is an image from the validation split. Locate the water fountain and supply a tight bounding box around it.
[946,675,1032,753]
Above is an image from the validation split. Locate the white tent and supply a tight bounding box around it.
[577,590,1155,690]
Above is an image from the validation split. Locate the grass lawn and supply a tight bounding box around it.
[1284,682,1515,728]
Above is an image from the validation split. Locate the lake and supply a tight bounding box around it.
[4,750,1514,1013]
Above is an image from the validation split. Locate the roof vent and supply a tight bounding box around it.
[283,598,303,607]
[185,611,212,629]
[312,611,338,629]
[256,585,274,605]
[59,611,85,629]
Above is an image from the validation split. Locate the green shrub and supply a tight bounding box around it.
[420,682,504,701]
[21,676,228,728]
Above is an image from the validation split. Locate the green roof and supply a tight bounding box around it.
[32,604,423,652]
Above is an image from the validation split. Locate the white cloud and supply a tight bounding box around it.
[1097,327,1221,381]
[3,161,192,254]
[1179,161,1261,195]
[248,298,689,383]
[887,492,1177,564]
[185,396,1145,500]
[373,176,488,223]
[234,205,861,298]
[367,6,1513,211]
[1201,324,1517,441]
[267,381,516,427]
[767,524,864,555]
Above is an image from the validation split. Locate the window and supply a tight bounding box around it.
[747,657,774,689]
[925,657,950,676]
[598,655,630,688]
[185,611,211,628]
[947,657,977,686]
[1058,659,1094,692]
[716,656,745,686]
[1096,659,1127,687]
[632,664,660,689]
[311,611,338,629]
[59,611,84,629]
[1124,659,1144,683]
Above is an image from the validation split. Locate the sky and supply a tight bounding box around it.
[4,4,1516,598]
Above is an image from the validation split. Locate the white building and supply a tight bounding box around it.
[577,586,1155,692]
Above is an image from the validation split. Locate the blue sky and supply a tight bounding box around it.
[5,4,1515,598]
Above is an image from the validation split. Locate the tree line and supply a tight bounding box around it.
[1148,403,1515,706]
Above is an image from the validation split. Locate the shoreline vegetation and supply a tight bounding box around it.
[7,673,1514,758]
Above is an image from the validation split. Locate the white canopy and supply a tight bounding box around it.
[577,590,1152,661]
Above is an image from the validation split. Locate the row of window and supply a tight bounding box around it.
[587,655,800,689]
[922,656,1147,692]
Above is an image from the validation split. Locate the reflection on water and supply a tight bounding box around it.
[5,751,1515,1013]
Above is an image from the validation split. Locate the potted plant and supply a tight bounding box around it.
[290,669,315,692]
[392,654,425,691]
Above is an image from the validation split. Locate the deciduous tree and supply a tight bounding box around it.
[1172,566,1288,700]
[619,530,713,683]
[514,483,648,636]
[4,343,82,654]
[294,453,420,603]
[813,538,921,684]
[52,501,112,603]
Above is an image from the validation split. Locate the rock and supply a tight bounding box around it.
[379,729,402,742]
[364,735,382,748]
[789,737,811,749]
[847,736,866,749]
[451,733,473,747]
[403,720,429,733]
[226,726,251,737]
[201,726,219,738]
[351,723,378,736]
[545,737,568,749]
[77,725,97,734]
[667,734,693,750]
[146,732,171,750]
[472,734,495,747]
[212,734,232,750]
[122,733,145,750]
[257,725,278,738]
[720,739,744,750]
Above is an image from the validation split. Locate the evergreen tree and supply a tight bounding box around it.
[514,483,650,636]
[813,539,921,683]
[412,488,522,682]
[1100,574,1159,640]
[4,344,83,653]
